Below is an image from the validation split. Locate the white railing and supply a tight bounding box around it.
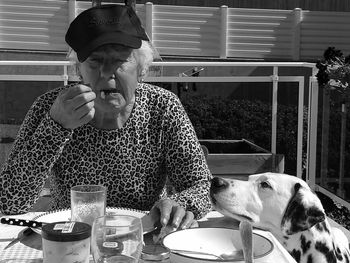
[6,60,348,210]
[0,60,317,178]
[0,61,75,85]
[150,61,318,183]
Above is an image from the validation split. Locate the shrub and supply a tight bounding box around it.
[181,95,308,175]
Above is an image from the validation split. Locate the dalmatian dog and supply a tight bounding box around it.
[210,172,350,263]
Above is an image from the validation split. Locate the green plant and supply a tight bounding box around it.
[316,47,350,197]
[316,47,350,101]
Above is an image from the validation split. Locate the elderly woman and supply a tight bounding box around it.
[0,4,212,229]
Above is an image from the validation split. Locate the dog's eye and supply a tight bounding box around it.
[260,181,272,189]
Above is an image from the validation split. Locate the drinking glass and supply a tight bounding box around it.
[71,185,106,226]
[91,215,143,263]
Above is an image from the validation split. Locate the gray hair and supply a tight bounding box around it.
[133,40,155,80]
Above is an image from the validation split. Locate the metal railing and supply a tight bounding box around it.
[0,61,75,85]
[0,60,328,204]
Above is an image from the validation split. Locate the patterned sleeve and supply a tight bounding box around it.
[162,94,213,219]
[0,88,73,215]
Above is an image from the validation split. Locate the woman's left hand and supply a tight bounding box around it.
[149,198,198,230]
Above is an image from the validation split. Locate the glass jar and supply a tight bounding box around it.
[42,221,91,263]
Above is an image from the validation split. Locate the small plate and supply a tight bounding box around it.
[32,207,155,235]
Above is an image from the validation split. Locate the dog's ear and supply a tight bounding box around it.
[281,183,325,235]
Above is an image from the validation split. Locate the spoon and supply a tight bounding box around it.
[239,221,254,263]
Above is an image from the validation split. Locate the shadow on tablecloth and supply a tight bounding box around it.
[20,230,42,250]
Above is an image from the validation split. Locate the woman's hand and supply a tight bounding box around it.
[149,198,198,230]
[50,84,96,130]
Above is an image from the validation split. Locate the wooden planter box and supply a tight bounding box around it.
[200,139,284,180]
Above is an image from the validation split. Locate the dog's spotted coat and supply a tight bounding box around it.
[280,183,350,263]
[0,83,212,218]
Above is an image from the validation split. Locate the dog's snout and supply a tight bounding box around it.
[210,177,229,194]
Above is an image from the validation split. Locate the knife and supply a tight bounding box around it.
[1,217,44,228]
[3,227,34,250]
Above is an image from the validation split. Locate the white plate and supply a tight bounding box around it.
[162,227,273,263]
[32,207,155,235]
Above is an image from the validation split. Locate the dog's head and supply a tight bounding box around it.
[210,173,325,235]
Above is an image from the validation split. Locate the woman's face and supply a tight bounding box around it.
[79,44,139,112]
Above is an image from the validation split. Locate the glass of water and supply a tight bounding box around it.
[91,214,143,263]
[70,185,106,226]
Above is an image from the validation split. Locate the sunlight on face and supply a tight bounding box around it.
[79,44,139,112]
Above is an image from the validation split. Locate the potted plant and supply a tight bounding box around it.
[316,47,350,197]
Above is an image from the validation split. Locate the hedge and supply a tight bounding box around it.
[180,95,308,175]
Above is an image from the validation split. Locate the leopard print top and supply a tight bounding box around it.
[0,83,212,218]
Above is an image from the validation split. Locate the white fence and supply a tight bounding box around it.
[1,0,350,60]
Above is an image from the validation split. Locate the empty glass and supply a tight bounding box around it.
[91,215,143,263]
[71,185,106,226]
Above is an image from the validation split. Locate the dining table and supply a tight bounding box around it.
[0,210,296,263]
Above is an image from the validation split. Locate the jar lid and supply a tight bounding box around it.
[141,244,170,261]
[42,221,91,242]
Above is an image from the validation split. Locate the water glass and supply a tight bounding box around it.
[91,215,143,263]
[71,185,106,226]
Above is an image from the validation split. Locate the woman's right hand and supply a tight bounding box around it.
[50,84,96,130]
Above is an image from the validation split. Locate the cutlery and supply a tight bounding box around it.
[3,227,34,250]
[239,220,254,263]
[171,249,244,260]
[171,249,226,259]
[140,213,157,234]
[2,214,156,233]
[1,217,44,228]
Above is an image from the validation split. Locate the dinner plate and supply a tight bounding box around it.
[162,227,274,262]
[32,207,155,235]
